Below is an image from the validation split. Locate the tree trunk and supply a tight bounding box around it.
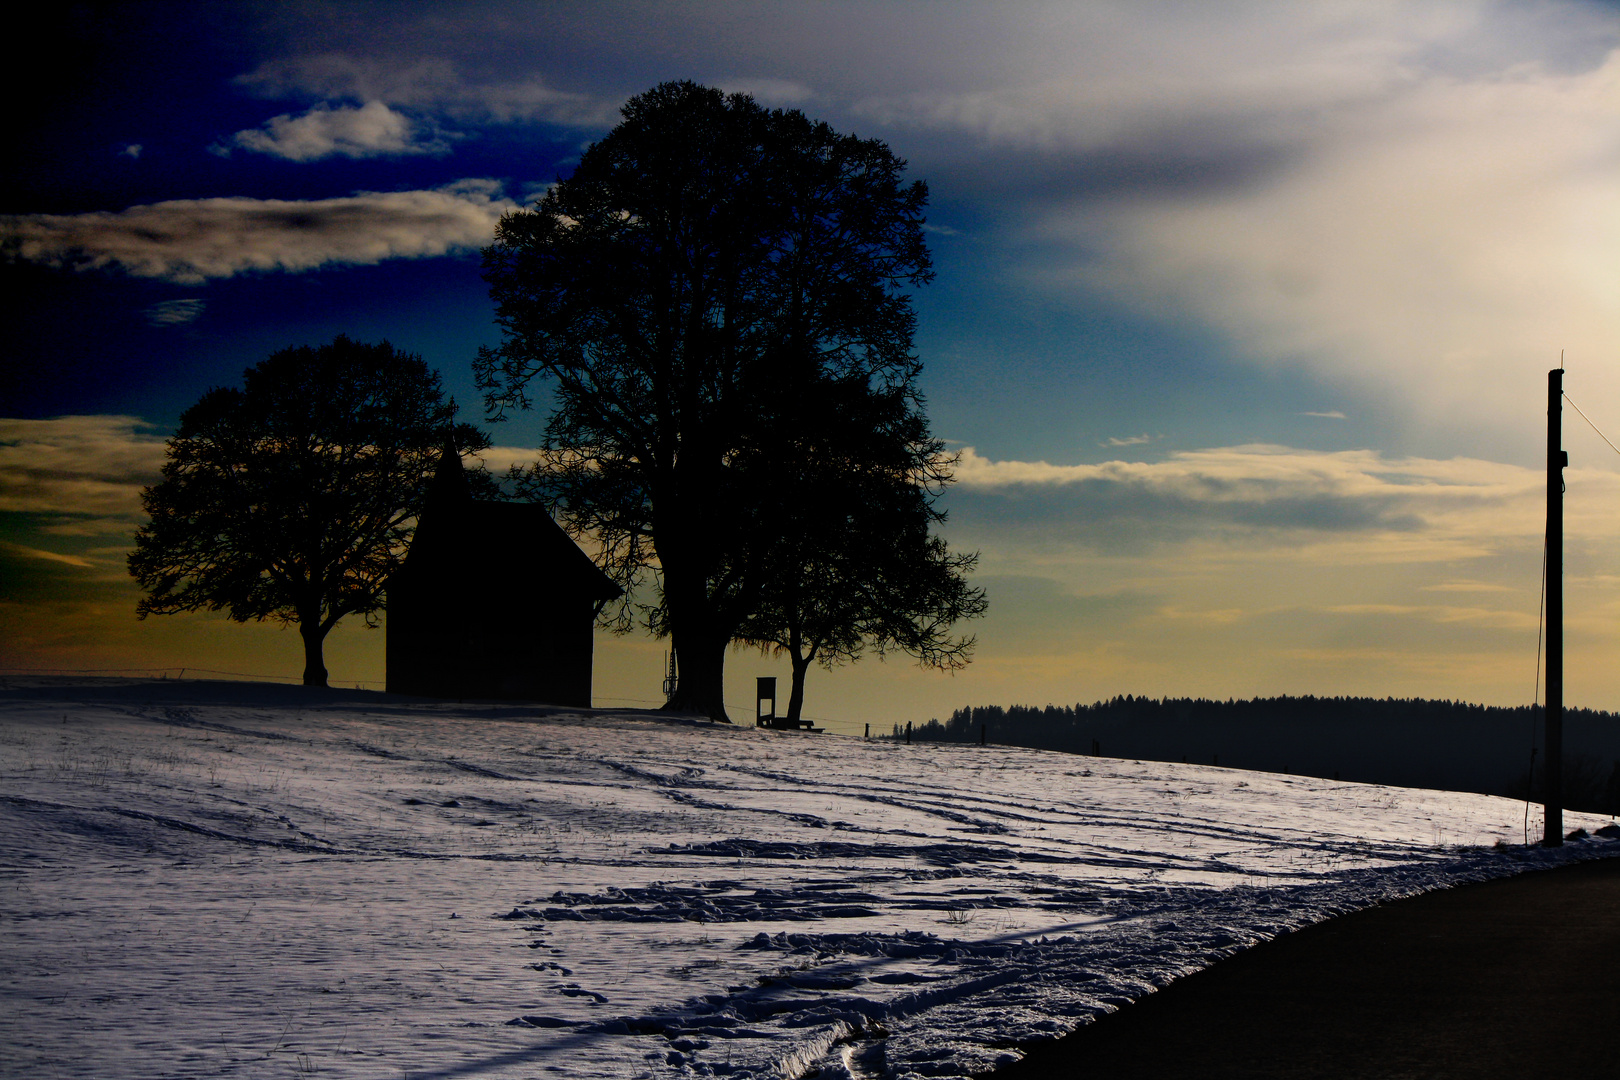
[662,628,730,722]
[784,652,812,724]
[300,620,329,687]
[654,510,735,722]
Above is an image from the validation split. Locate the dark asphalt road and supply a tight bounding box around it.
[994,849,1620,1080]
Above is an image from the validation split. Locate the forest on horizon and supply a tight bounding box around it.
[905,695,1620,816]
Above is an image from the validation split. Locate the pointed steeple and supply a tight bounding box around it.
[425,439,471,513]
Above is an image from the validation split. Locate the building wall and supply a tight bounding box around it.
[386,570,597,707]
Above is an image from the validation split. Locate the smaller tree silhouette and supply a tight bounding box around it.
[129,336,484,686]
[735,372,985,722]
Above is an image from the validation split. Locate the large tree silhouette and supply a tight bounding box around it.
[478,81,935,721]
[129,336,483,686]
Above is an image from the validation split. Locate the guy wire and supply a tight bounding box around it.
[1526,538,1547,844]
[1563,392,1620,459]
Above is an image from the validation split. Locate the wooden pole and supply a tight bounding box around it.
[1543,366,1564,847]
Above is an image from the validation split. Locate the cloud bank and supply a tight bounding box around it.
[1061,47,1620,430]
[942,437,1620,704]
[955,444,1535,506]
[0,416,167,525]
[1,181,516,283]
[837,2,1620,437]
[951,442,1620,561]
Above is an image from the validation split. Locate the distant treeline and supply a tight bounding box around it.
[898,696,1620,815]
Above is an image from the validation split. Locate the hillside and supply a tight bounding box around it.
[2,678,1616,1079]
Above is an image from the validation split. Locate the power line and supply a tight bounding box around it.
[0,665,385,686]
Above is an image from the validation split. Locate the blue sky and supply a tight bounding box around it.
[4,1,1619,728]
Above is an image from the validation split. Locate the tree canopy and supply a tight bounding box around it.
[129,335,483,686]
[478,81,959,721]
[732,370,986,722]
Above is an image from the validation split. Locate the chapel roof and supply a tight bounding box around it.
[407,444,622,601]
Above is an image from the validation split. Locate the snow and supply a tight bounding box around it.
[2,678,1615,1080]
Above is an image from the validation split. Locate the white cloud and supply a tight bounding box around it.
[2,542,94,568]
[468,445,545,476]
[224,101,445,161]
[234,55,616,128]
[951,442,1620,558]
[1101,433,1152,447]
[1061,47,1620,435]
[0,180,517,283]
[1303,411,1347,419]
[954,442,1533,499]
[119,144,142,159]
[143,299,205,326]
[847,4,1455,150]
[0,416,167,521]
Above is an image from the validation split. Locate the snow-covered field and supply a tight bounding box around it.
[2,679,1615,1080]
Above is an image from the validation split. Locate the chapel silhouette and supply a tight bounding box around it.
[386,447,620,705]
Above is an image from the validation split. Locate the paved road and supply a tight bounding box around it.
[994,850,1620,1079]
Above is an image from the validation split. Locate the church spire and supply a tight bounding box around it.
[425,438,472,512]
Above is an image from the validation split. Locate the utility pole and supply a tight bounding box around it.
[1544,366,1565,847]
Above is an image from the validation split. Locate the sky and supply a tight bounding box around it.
[3,0,1618,730]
